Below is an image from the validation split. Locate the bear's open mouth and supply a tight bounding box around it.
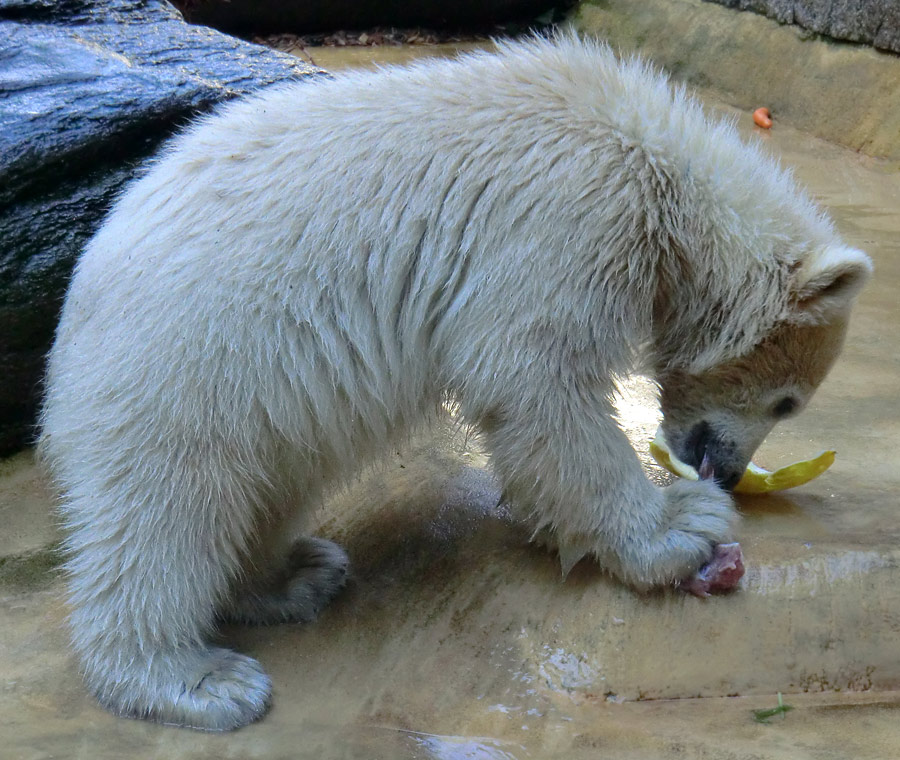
[684,420,713,470]
[681,421,743,490]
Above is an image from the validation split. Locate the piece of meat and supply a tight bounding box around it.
[679,542,745,598]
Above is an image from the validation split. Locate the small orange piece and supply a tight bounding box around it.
[753,107,773,129]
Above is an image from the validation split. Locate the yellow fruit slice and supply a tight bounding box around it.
[649,435,701,481]
[649,429,835,494]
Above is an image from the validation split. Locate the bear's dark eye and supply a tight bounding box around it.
[772,396,798,418]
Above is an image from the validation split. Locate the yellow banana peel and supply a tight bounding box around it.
[649,430,835,494]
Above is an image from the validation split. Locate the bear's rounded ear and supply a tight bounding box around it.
[790,246,873,320]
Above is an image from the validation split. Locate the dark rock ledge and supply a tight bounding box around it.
[0,0,321,456]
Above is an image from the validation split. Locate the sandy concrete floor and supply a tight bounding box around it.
[2,42,900,760]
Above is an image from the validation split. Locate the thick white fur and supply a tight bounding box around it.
[41,34,867,730]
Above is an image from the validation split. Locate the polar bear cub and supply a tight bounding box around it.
[40,34,870,729]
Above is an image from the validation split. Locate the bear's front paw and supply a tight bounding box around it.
[619,479,737,590]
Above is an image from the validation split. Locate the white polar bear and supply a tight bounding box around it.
[40,34,871,730]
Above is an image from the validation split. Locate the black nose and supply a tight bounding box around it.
[718,469,743,491]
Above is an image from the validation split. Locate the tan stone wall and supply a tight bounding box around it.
[573,0,900,159]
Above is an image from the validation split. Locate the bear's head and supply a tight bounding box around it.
[656,245,872,489]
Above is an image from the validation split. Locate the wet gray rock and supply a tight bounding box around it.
[172,0,564,35]
[709,0,900,53]
[0,0,321,456]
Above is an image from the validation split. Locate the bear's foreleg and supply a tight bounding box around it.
[483,390,738,590]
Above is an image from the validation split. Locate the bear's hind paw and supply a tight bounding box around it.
[103,647,272,731]
[224,537,350,626]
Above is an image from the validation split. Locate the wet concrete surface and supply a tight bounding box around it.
[3,42,900,760]
[288,41,489,72]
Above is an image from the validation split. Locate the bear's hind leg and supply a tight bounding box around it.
[222,536,350,626]
[59,444,277,730]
